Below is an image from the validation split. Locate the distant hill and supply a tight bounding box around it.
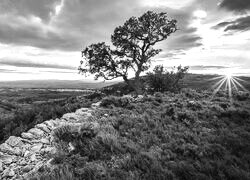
[183,74,250,91]
[101,73,250,94]
[0,74,249,91]
[0,80,118,89]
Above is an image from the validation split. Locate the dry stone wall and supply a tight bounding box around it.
[0,102,101,180]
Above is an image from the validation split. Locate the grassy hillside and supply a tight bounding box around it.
[0,88,99,143]
[101,74,250,95]
[34,88,250,180]
[183,74,250,91]
[1,74,250,179]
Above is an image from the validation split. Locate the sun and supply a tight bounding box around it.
[210,72,248,102]
[225,72,233,79]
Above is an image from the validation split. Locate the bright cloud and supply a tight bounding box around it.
[0,0,249,81]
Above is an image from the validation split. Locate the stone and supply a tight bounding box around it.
[30,143,43,153]
[0,161,3,172]
[24,150,31,157]
[19,159,27,166]
[2,168,15,177]
[5,136,24,147]
[62,113,79,121]
[21,132,36,140]
[44,121,56,129]
[22,165,34,172]
[28,128,45,137]
[40,138,50,145]
[104,114,108,117]
[0,143,22,156]
[35,124,51,133]
[75,108,91,116]
[41,147,56,154]
[91,101,101,108]
[30,154,37,162]
[0,153,14,164]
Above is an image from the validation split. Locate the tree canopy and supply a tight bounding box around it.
[79,11,177,94]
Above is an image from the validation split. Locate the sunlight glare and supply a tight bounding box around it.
[210,72,248,102]
[193,10,207,19]
[225,71,232,79]
[142,0,194,9]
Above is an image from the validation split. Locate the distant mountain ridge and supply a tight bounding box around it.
[0,80,118,89]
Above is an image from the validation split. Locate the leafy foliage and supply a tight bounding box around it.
[146,65,189,92]
[79,11,177,94]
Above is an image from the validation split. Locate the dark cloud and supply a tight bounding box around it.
[0,59,76,70]
[155,8,203,52]
[0,0,139,51]
[219,0,250,12]
[212,21,232,29]
[162,28,203,51]
[0,0,61,22]
[0,15,81,51]
[212,16,250,32]
[157,50,186,59]
[0,0,201,52]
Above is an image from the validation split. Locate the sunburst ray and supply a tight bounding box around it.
[211,73,248,101]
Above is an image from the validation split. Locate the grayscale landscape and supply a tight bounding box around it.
[0,0,250,179]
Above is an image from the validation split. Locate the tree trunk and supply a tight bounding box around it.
[123,76,143,96]
[133,77,143,96]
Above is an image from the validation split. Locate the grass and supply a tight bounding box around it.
[0,88,99,143]
[34,88,250,180]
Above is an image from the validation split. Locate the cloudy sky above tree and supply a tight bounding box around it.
[0,0,250,81]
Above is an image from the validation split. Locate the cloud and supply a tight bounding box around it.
[219,0,250,12]
[0,68,16,73]
[42,70,75,74]
[0,14,81,51]
[161,26,202,52]
[190,65,229,70]
[0,59,76,70]
[0,0,61,22]
[213,16,250,32]
[169,34,202,49]
[0,0,201,52]
[0,68,36,74]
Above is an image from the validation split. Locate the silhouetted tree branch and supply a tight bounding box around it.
[79,11,177,95]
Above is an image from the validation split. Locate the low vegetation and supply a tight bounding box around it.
[0,89,98,143]
[34,88,250,180]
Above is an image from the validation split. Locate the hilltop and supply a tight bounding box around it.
[0,74,250,179]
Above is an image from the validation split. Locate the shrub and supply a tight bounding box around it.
[100,96,133,108]
[235,91,249,101]
[146,65,189,93]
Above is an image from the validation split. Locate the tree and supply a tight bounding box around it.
[79,11,177,95]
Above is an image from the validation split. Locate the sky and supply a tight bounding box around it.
[0,0,250,81]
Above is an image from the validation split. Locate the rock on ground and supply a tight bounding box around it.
[0,102,99,179]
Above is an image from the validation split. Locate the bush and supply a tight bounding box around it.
[100,96,133,108]
[235,91,249,101]
[146,65,188,93]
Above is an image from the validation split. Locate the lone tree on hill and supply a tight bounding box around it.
[79,11,177,94]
